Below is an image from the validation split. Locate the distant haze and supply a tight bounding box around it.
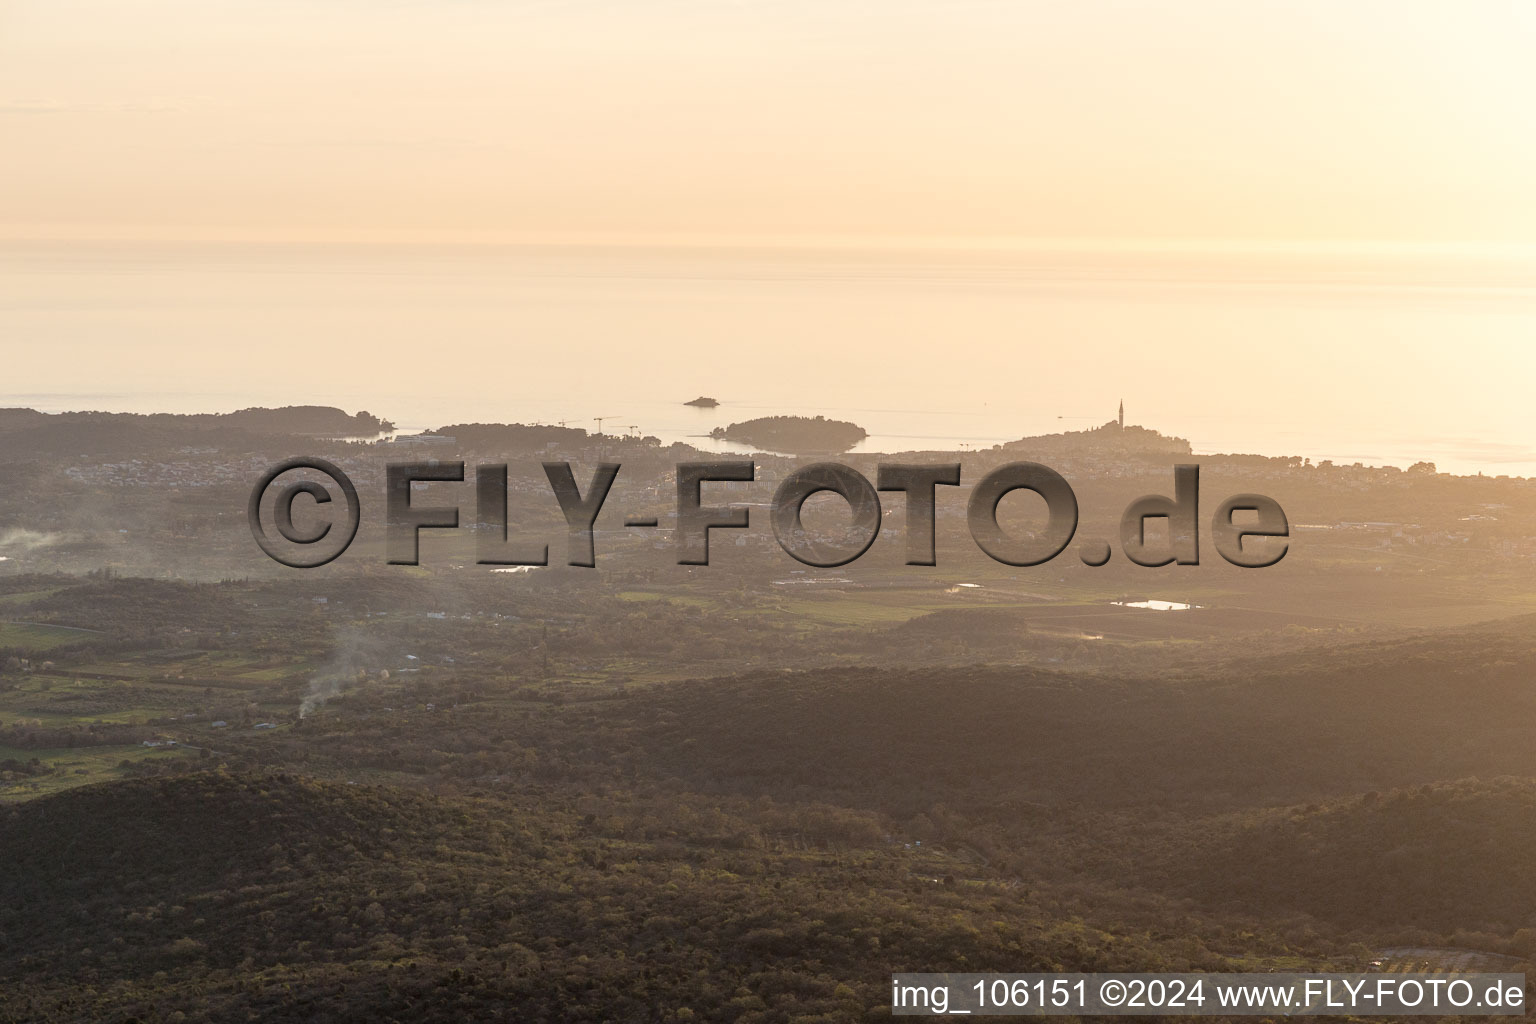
[4,1,1535,474]
[5,2,1536,245]
[3,241,1534,476]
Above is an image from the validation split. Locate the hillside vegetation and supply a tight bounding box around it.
[0,772,1213,1024]
[5,571,1536,1021]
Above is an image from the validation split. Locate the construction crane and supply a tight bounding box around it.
[593,415,620,436]
[622,424,639,437]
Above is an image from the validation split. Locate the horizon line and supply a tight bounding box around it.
[7,228,1536,258]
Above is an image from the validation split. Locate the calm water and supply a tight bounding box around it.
[1112,600,1200,612]
[4,240,1535,476]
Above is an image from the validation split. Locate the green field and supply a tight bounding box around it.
[0,587,65,608]
[0,742,195,802]
[0,621,104,652]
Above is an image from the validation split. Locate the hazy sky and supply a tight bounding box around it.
[5,0,1536,244]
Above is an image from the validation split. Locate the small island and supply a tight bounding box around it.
[683,396,720,408]
[710,414,867,455]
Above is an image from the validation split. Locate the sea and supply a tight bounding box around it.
[3,239,1535,477]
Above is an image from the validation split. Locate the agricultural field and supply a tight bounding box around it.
[0,741,196,802]
[0,620,104,653]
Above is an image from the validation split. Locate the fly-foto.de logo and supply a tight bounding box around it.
[247,459,1289,571]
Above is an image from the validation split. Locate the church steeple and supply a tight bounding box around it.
[1118,399,1124,431]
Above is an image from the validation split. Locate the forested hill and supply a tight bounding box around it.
[0,771,1207,1023]
[0,406,391,457]
[432,421,595,450]
[1181,777,1536,935]
[588,626,1536,814]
